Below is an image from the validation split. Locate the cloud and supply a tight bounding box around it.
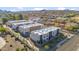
[10,9,17,12]
[69,8,76,10]
[32,8,47,10]
[17,7,24,10]
[10,7,24,11]
[57,7,66,10]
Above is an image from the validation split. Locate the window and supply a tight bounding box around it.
[42,34,49,41]
[52,31,56,36]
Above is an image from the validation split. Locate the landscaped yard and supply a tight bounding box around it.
[41,33,66,50]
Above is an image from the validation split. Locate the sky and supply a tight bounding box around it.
[0,7,79,12]
[0,0,79,11]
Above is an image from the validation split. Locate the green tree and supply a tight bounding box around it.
[15,14,23,20]
[0,26,6,32]
[23,15,29,20]
[1,18,8,24]
[8,14,16,20]
[44,45,49,49]
[16,48,20,51]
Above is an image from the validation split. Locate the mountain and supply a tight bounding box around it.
[0,9,12,14]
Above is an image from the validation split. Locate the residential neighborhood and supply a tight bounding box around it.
[0,8,79,51]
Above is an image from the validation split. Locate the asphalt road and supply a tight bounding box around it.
[56,33,79,51]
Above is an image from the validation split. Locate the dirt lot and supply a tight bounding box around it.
[1,34,28,51]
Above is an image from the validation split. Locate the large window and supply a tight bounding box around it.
[42,34,49,41]
[52,30,56,36]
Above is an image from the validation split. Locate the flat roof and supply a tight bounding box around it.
[8,20,26,23]
[19,23,43,29]
[32,27,59,35]
[12,21,33,25]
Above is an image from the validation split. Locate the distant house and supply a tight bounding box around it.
[48,14,63,19]
[47,19,56,22]
[29,17,43,23]
[48,16,57,19]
